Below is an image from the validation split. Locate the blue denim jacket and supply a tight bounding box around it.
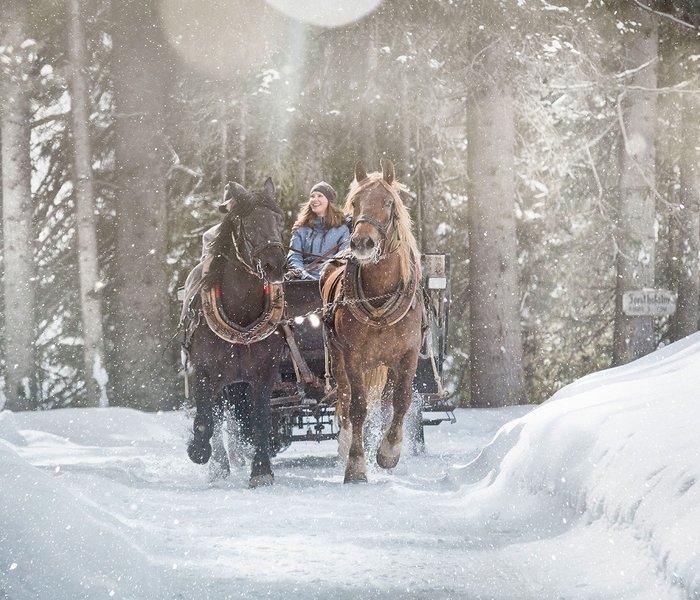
[286,217,350,280]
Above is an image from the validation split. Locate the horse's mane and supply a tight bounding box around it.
[202,215,236,289]
[203,190,283,288]
[344,172,420,285]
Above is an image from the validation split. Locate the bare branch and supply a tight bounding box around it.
[632,0,700,31]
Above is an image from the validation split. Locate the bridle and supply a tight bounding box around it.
[352,186,397,260]
[230,204,284,280]
[353,209,394,240]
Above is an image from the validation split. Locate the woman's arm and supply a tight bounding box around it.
[337,223,351,253]
[286,229,314,279]
[286,230,306,271]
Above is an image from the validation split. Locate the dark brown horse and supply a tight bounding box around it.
[181,178,286,487]
[321,160,423,483]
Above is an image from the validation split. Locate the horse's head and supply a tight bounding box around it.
[347,160,397,263]
[219,178,286,282]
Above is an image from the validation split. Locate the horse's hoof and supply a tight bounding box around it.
[377,438,401,469]
[249,473,274,488]
[208,460,231,481]
[376,451,400,470]
[187,440,212,464]
[343,472,368,484]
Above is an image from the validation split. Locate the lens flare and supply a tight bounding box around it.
[264,0,382,28]
[159,0,289,77]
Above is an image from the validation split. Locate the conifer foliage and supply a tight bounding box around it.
[0,0,698,409]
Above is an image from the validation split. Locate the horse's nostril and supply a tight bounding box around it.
[351,236,374,252]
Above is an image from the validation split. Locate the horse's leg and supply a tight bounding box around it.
[332,348,352,461]
[343,359,369,483]
[208,394,231,479]
[225,383,250,467]
[363,368,391,456]
[247,378,275,488]
[377,351,419,469]
[187,370,218,464]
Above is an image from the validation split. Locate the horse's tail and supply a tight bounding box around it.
[363,366,388,409]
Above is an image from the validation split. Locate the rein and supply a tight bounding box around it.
[287,241,346,276]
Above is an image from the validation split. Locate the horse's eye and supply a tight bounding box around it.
[384,199,393,208]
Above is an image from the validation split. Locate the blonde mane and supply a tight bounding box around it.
[344,172,420,285]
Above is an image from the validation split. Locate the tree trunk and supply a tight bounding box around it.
[1,1,37,410]
[466,44,526,408]
[67,0,109,407]
[613,9,658,365]
[671,88,700,339]
[238,99,247,186]
[111,0,174,410]
[361,25,379,164]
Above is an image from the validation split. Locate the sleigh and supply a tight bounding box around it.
[261,253,455,455]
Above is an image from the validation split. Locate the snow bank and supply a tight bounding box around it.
[450,332,700,597]
[0,412,169,600]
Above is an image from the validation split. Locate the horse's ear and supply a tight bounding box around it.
[354,161,368,183]
[381,159,395,185]
[219,182,248,213]
[263,177,275,198]
[230,182,248,199]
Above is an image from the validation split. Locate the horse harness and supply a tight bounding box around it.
[322,258,420,332]
[200,281,285,345]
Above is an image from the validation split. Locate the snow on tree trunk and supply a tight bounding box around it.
[1,2,37,411]
[67,0,108,407]
[613,8,658,365]
[466,44,525,408]
[672,88,700,340]
[110,0,174,410]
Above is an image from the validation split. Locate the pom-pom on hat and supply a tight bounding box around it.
[310,181,337,203]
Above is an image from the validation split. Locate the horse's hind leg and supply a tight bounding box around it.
[377,352,418,470]
[187,371,218,465]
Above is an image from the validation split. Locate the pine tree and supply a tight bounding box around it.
[1,0,38,410]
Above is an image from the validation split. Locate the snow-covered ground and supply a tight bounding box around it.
[2,333,700,600]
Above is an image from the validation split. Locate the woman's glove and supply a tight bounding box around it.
[285,268,313,281]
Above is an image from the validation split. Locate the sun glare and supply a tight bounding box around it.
[264,0,382,28]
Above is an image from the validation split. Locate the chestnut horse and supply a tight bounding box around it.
[321,160,422,483]
[181,178,286,487]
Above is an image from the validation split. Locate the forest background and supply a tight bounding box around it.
[0,0,699,412]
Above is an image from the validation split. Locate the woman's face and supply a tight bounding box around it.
[309,191,329,217]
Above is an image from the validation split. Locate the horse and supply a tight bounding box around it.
[181,178,286,487]
[321,160,423,483]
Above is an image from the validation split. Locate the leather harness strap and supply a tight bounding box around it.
[344,260,419,328]
[280,323,317,385]
[321,264,346,327]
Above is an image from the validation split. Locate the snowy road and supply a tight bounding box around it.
[2,401,686,600]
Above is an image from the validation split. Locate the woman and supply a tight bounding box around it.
[286,181,350,280]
